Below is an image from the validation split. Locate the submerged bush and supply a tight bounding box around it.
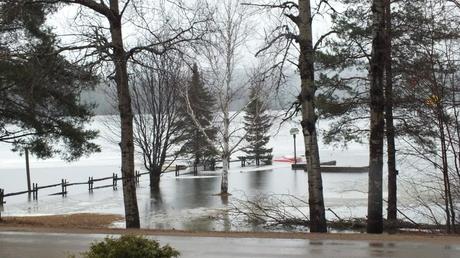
[82,235,180,258]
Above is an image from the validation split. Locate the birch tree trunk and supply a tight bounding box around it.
[109,0,140,228]
[367,0,386,234]
[221,60,231,194]
[221,108,230,194]
[298,0,327,233]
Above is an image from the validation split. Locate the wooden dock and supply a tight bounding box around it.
[292,163,369,173]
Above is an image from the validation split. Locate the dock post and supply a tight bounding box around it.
[240,157,246,167]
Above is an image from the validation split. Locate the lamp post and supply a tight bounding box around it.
[290,128,300,165]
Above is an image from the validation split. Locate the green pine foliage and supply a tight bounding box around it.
[243,85,273,165]
[0,1,100,160]
[179,63,218,165]
[80,235,180,258]
[316,0,460,148]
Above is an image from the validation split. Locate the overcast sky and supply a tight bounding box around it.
[47,0,337,113]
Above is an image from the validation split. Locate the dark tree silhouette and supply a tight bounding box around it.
[242,85,272,166]
[0,1,99,160]
[179,63,218,166]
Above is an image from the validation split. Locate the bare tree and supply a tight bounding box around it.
[399,24,460,233]
[183,0,256,195]
[209,0,251,195]
[20,0,210,228]
[130,53,187,190]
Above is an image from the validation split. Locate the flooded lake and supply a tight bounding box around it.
[0,162,370,231]
[0,115,440,231]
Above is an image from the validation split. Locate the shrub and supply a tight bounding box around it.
[81,235,180,258]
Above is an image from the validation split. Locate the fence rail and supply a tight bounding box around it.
[0,164,193,208]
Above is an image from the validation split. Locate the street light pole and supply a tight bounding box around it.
[290,128,300,165]
[293,134,297,165]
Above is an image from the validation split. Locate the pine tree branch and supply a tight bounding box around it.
[313,30,337,51]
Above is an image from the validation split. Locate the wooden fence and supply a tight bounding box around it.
[0,164,196,208]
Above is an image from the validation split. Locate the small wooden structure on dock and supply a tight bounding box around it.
[238,155,273,167]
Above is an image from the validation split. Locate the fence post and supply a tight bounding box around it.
[25,148,32,195]
[0,188,4,207]
[88,177,93,192]
[61,179,67,196]
[32,183,38,200]
[113,173,118,190]
[61,179,65,196]
[0,188,3,220]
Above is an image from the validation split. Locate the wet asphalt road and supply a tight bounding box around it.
[1,231,460,258]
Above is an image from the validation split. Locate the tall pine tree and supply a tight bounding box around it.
[180,63,218,166]
[0,1,99,160]
[242,84,272,166]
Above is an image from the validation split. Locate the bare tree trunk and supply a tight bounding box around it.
[298,0,327,233]
[149,167,161,190]
[438,108,455,233]
[367,0,386,234]
[110,1,140,228]
[384,0,397,224]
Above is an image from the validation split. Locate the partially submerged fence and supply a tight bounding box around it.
[0,164,197,208]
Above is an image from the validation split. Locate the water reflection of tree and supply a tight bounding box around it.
[248,170,272,190]
[149,187,164,212]
[143,187,166,229]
